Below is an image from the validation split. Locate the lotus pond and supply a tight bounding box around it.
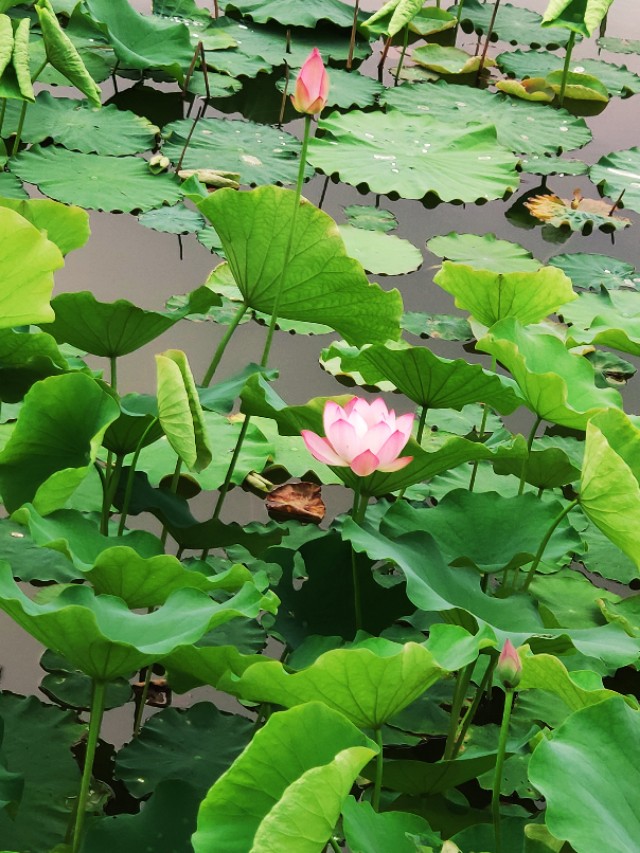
[1,0,640,851]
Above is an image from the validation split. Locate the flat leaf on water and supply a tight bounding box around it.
[344,205,398,233]
[138,202,205,234]
[496,76,555,102]
[524,190,632,234]
[454,0,574,48]
[337,224,423,276]
[597,36,640,54]
[401,312,473,341]
[412,44,495,76]
[427,232,540,273]
[223,0,359,28]
[590,146,640,215]
[548,252,640,291]
[0,173,27,198]
[519,154,588,177]
[276,67,383,110]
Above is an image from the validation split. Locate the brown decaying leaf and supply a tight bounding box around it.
[525,190,631,228]
[265,482,326,524]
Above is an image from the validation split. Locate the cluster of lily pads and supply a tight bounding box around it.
[0,0,640,851]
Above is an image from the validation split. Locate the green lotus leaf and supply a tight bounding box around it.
[496,76,556,102]
[156,349,212,473]
[401,311,473,341]
[138,203,205,234]
[342,798,432,853]
[32,7,117,85]
[562,289,640,356]
[376,755,502,796]
[427,232,540,273]
[223,0,358,28]
[0,327,68,403]
[337,224,423,276]
[320,340,523,413]
[365,3,456,38]
[198,365,278,415]
[0,15,13,78]
[519,155,588,176]
[0,195,89,256]
[529,697,640,852]
[220,639,446,729]
[0,19,33,103]
[364,0,426,38]
[0,516,81,582]
[46,291,200,358]
[2,92,157,155]
[115,703,253,798]
[597,35,640,54]
[0,206,62,330]
[549,252,640,291]
[13,146,183,212]
[0,715,23,815]
[36,0,101,107]
[277,67,383,110]
[580,408,640,571]
[476,319,622,429]
[84,0,193,82]
[0,373,120,514]
[497,50,640,98]
[598,595,640,637]
[39,648,132,711]
[0,563,270,680]
[344,205,398,233]
[0,173,26,199]
[382,491,581,575]
[546,69,609,101]
[590,146,640,215]
[526,190,631,234]
[455,0,574,48]
[412,44,495,75]
[162,118,312,187]
[310,109,519,203]
[164,643,267,693]
[102,393,162,456]
[541,0,614,37]
[493,439,581,489]
[0,694,81,851]
[192,702,377,853]
[518,651,617,710]
[198,186,402,346]
[434,261,576,327]
[381,81,591,156]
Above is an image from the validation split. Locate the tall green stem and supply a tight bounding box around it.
[10,59,48,157]
[0,99,6,138]
[475,0,500,84]
[160,459,182,546]
[521,498,579,591]
[372,727,384,811]
[350,481,368,632]
[71,680,107,853]
[393,25,410,85]
[518,416,541,496]
[346,0,360,70]
[117,418,159,535]
[558,31,576,107]
[492,689,514,853]
[468,404,490,492]
[101,454,123,535]
[416,404,428,445]
[452,657,496,758]
[201,303,248,387]
[443,662,474,760]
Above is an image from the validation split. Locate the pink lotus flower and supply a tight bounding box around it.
[291,48,329,115]
[497,639,522,690]
[301,397,414,477]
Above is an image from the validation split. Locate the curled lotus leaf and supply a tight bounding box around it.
[524,191,631,234]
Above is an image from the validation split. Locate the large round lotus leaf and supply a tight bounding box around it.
[224,0,358,28]
[549,253,640,291]
[138,202,205,234]
[0,327,68,403]
[590,147,640,215]
[0,172,26,198]
[401,311,472,341]
[320,340,522,413]
[381,81,591,156]
[0,373,120,514]
[580,409,640,571]
[519,155,588,177]
[453,0,573,48]
[198,186,403,346]
[84,0,193,81]
[433,261,576,327]
[412,44,495,75]
[337,225,422,275]
[192,703,377,853]
[39,648,132,711]
[344,205,398,233]
[0,564,270,681]
[0,694,82,853]
[497,50,640,97]
[541,0,614,38]
[546,69,609,102]
[477,319,623,429]
[427,232,540,272]
[562,289,640,356]
[12,145,183,212]
[1,92,158,154]
[529,697,640,853]
[0,196,89,255]
[0,206,62,330]
[220,639,446,729]
[342,798,432,853]
[598,36,640,54]
[115,703,253,798]
[162,117,311,187]
[382,491,580,575]
[309,110,519,203]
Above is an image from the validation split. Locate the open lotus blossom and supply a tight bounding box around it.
[301,397,414,477]
[291,47,329,115]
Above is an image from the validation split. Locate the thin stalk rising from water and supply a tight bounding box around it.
[71,680,107,853]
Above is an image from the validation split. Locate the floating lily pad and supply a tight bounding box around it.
[365,4,456,38]
[497,50,640,98]
[519,155,588,177]
[343,205,398,233]
[0,172,27,198]
[337,225,422,276]
[138,203,205,234]
[546,69,610,102]
[162,117,311,187]
[13,146,183,213]
[412,44,495,76]
[590,146,640,215]
[223,0,359,28]
[562,289,640,357]
[453,0,574,48]
[277,66,383,110]
[496,76,555,102]
[525,191,632,233]
[597,36,640,54]
[401,312,473,341]
[548,253,640,291]
[310,109,519,203]
[1,92,158,155]
[427,232,540,272]
[381,81,591,156]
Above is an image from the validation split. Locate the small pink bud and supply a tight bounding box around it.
[291,48,329,116]
[497,639,522,690]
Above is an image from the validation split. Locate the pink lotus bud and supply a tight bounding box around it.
[290,48,329,116]
[497,639,522,690]
[301,397,414,478]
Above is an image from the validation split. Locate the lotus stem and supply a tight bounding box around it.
[176,101,205,171]
[558,31,576,107]
[475,0,500,85]
[452,656,497,758]
[133,665,153,737]
[328,838,341,853]
[318,175,330,209]
[347,0,361,70]
[278,62,290,128]
[0,99,6,138]
[101,454,124,535]
[468,404,489,492]
[372,727,384,811]
[10,101,28,158]
[183,41,201,112]
[117,417,159,535]
[213,0,219,17]
[521,497,579,591]
[518,416,542,496]
[609,189,625,216]
[416,404,429,445]
[350,481,369,631]
[394,25,410,85]
[160,458,183,547]
[443,661,474,760]
[201,302,248,387]
[378,36,392,81]
[492,688,514,853]
[71,680,107,853]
